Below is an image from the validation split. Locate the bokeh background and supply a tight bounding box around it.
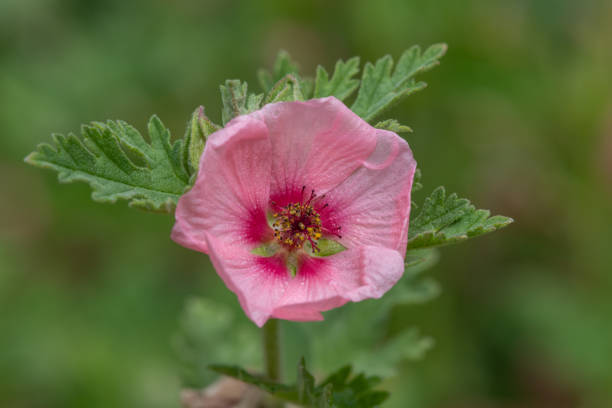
[2,0,612,407]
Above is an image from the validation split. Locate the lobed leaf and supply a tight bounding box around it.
[258,50,300,93]
[264,74,305,104]
[25,116,190,213]
[212,358,389,408]
[314,57,361,101]
[351,44,447,122]
[220,79,263,125]
[408,186,513,249]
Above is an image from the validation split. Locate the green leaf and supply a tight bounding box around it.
[258,50,300,92]
[313,57,361,101]
[182,106,220,176]
[320,363,389,408]
[374,119,413,134]
[301,77,315,100]
[408,186,514,249]
[351,44,447,122]
[258,50,315,102]
[264,74,305,104]
[212,358,389,408]
[25,116,190,213]
[220,79,264,125]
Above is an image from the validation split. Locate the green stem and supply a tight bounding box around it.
[263,319,281,382]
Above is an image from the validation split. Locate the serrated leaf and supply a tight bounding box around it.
[301,77,315,100]
[182,106,220,176]
[351,44,447,122]
[314,57,360,101]
[408,186,513,249]
[220,79,264,125]
[258,50,315,102]
[25,116,190,213]
[258,50,300,93]
[213,358,389,408]
[320,366,352,389]
[264,74,305,104]
[374,119,413,134]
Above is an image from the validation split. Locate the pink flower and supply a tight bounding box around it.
[172,97,416,327]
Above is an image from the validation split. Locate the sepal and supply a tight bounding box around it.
[182,106,220,176]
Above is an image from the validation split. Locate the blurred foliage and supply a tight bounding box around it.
[2,0,612,407]
[212,357,390,408]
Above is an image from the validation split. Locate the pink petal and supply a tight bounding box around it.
[171,115,272,253]
[343,245,406,302]
[205,239,404,326]
[270,245,405,322]
[260,97,378,202]
[319,129,417,254]
[204,235,291,327]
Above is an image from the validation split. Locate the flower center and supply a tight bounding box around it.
[271,188,325,253]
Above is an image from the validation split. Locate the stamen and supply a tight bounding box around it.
[270,187,340,253]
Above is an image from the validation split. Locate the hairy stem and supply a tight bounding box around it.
[263,319,281,382]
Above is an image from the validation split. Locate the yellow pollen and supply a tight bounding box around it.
[271,200,324,252]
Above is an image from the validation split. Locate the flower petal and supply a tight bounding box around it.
[344,245,405,302]
[319,129,417,253]
[271,245,405,322]
[205,237,404,327]
[261,96,378,203]
[172,115,272,253]
[204,234,290,327]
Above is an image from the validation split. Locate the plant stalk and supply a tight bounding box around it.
[263,319,281,382]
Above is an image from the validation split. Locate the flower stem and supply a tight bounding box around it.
[263,319,281,382]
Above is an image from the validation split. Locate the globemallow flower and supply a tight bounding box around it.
[172,97,417,327]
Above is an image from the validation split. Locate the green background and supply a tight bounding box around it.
[1,0,612,406]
